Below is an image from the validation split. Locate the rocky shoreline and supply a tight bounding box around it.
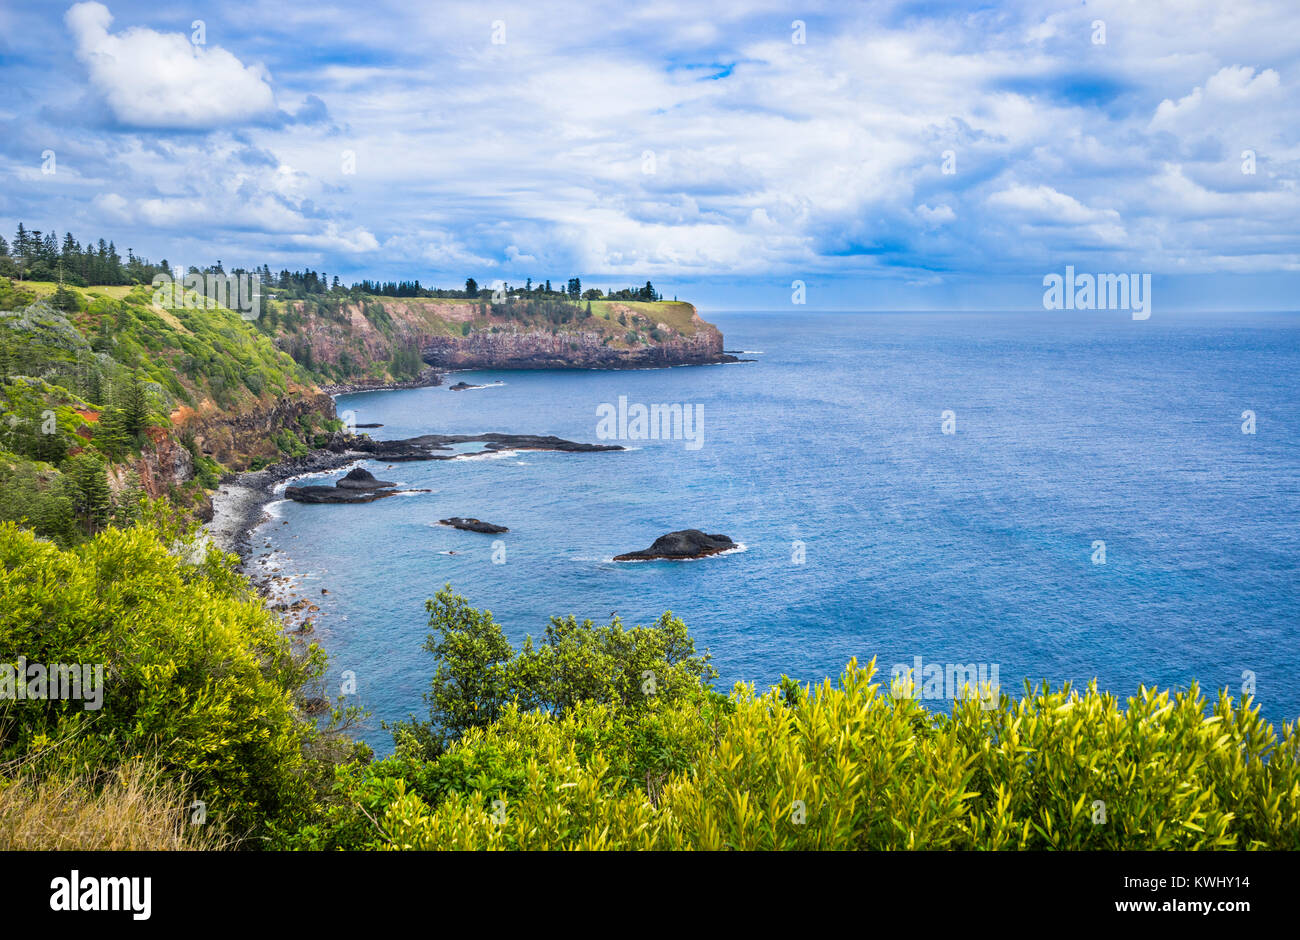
[206,431,624,560]
[206,448,365,558]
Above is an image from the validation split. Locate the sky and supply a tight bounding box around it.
[1,0,1297,311]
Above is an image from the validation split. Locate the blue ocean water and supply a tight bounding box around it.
[254,310,1300,753]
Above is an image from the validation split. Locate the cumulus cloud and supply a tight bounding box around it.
[1151,65,1281,130]
[0,0,1292,288]
[66,2,277,129]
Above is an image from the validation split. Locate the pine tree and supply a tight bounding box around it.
[64,452,112,535]
[51,274,79,312]
[94,407,131,460]
[120,369,149,440]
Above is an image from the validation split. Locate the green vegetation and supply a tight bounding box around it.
[0,513,361,842]
[300,587,1300,850]
[0,263,326,545]
[1,518,1297,850]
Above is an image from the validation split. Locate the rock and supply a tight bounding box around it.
[440,517,508,534]
[449,381,484,391]
[324,431,623,461]
[614,529,736,561]
[284,485,395,504]
[335,466,396,490]
[284,485,429,503]
[303,697,329,715]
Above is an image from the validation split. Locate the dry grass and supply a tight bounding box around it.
[0,761,234,851]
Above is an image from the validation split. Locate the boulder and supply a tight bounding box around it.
[335,466,396,490]
[285,485,394,504]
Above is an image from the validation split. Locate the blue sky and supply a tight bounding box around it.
[1,0,1297,310]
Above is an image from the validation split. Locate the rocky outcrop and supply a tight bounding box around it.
[614,529,737,561]
[336,467,395,490]
[284,485,398,504]
[178,389,335,469]
[440,517,508,533]
[327,431,624,461]
[284,463,427,503]
[134,429,195,498]
[449,381,483,391]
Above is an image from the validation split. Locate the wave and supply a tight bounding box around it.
[456,448,519,460]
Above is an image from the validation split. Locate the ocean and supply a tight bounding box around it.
[251,309,1300,754]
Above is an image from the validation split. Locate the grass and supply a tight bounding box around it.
[591,299,700,334]
[13,280,135,301]
[0,760,234,850]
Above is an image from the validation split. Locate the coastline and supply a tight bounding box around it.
[206,450,362,560]
[318,366,441,397]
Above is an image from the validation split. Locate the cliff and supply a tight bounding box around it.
[265,296,732,379]
[422,305,728,369]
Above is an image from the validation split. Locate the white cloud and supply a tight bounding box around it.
[1152,65,1281,130]
[66,1,277,129]
[986,185,1116,226]
[4,0,1293,283]
[916,204,956,226]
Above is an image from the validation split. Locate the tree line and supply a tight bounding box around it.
[1,222,668,304]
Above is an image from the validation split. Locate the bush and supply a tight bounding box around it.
[389,586,717,755]
[353,659,1300,850]
[0,519,327,840]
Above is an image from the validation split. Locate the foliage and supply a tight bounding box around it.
[0,517,332,839]
[330,654,1300,850]
[390,586,717,757]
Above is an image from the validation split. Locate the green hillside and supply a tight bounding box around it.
[0,277,331,545]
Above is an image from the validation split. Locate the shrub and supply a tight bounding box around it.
[0,519,326,839]
[360,659,1300,850]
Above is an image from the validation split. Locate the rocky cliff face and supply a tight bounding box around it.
[123,388,338,521]
[181,389,335,468]
[136,428,194,497]
[421,322,727,369]
[276,298,732,376]
[279,298,454,380]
